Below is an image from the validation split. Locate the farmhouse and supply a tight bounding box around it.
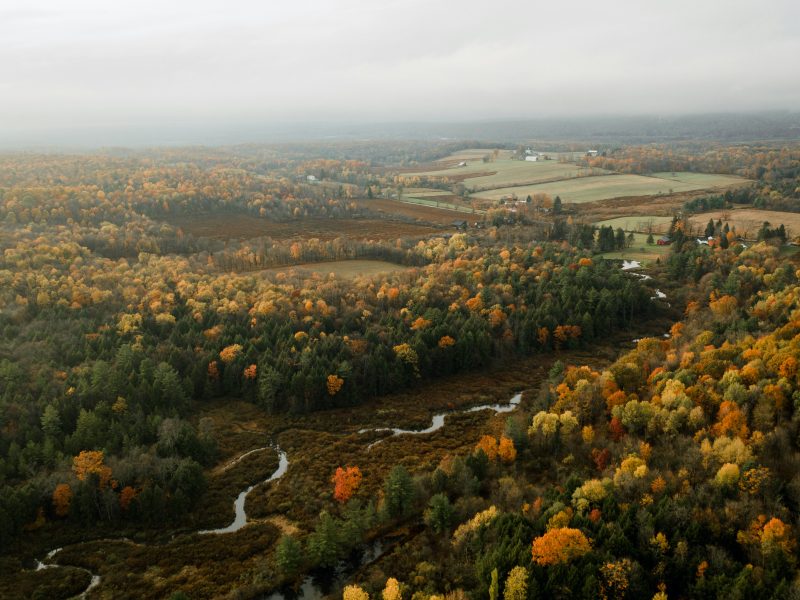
[525,155,539,162]
[586,150,599,157]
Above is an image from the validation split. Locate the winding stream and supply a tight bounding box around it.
[358,392,523,449]
[35,390,524,595]
[35,544,113,599]
[621,259,670,305]
[200,447,289,535]
[33,445,290,596]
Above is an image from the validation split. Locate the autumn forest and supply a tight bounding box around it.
[1,138,800,600]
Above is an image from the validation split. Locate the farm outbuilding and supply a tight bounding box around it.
[451,220,468,230]
[656,236,671,246]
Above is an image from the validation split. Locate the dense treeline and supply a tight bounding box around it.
[329,241,800,600]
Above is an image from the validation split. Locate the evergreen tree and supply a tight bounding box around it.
[274,535,303,578]
[424,493,454,534]
[307,511,341,568]
[383,465,414,519]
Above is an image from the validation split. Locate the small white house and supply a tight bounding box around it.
[587,150,599,157]
[525,155,539,162]
[306,175,318,182]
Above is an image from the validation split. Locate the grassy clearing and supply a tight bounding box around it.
[433,149,508,162]
[409,159,598,190]
[473,172,748,204]
[688,208,800,239]
[593,215,674,233]
[402,188,452,197]
[596,232,672,265]
[260,260,411,278]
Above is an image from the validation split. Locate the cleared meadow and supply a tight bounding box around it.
[408,158,600,190]
[593,215,675,233]
[473,172,748,204]
[596,232,672,264]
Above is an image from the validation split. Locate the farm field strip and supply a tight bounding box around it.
[472,172,748,204]
[408,158,600,190]
[593,215,674,232]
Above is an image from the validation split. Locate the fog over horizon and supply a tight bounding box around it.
[2,0,799,147]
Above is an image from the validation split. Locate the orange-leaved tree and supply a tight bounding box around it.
[475,435,499,461]
[326,374,344,396]
[119,486,138,511]
[498,436,517,463]
[531,527,591,565]
[332,466,362,503]
[52,483,72,517]
[72,450,113,489]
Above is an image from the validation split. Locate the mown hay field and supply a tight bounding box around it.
[408,158,598,190]
[593,215,675,233]
[472,172,748,204]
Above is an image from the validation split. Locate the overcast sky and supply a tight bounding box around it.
[1,0,798,144]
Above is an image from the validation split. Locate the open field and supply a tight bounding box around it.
[594,215,675,233]
[356,197,480,224]
[596,232,672,265]
[688,208,800,239]
[432,148,507,162]
[472,172,748,204]
[260,260,411,278]
[164,214,440,241]
[402,187,452,196]
[408,158,599,190]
